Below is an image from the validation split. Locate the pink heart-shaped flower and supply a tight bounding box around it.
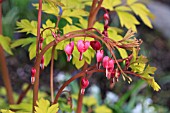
[77,40,90,61]
[64,41,74,62]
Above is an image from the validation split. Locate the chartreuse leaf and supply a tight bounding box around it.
[28,41,36,60]
[16,19,38,36]
[102,0,122,10]
[33,3,59,17]
[0,35,13,55]
[11,37,36,48]
[140,65,160,91]
[115,6,132,11]
[83,96,97,107]
[61,0,86,9]
[72,47,85,69]
[47,104,59,113]
[63,24,80,34]
[117,11,140,32]
[94,105,112,113]
[9,103,32,112]
[127,0,137,5]
[129,50,160,91]
[108,28,128,59]
[0,109,14,113]
[35,98,59,113]
[44,47,57,66]
[130,3,153,28]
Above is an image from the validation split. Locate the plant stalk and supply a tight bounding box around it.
[33,0,42,112]
[0,0,14,104]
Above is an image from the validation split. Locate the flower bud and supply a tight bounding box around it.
[40,56,45,70]
[81,78,89,94]
[31,67,36,84]
[90,41,101,51]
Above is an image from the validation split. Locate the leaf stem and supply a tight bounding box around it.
[50,45,56,103]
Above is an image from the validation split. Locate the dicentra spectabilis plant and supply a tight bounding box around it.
[2,0,161,113]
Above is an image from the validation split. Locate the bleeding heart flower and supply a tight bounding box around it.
[64,41,74,62]
[96,50,104,69]
[31,67,36,84]
[102,56,114,79]
[40,55,45,70]
[81,77,89,94]
[104,13,109,20]
[90,41,101,51]
[77,40,90,61]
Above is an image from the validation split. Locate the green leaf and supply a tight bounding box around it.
[59,103,72,112]
[130,3,153,28]
[16,19,38,36]
[0,35,13,55]
[117,11,140,32]
[11,37,36,48]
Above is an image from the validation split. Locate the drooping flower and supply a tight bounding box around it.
[40,55,45,70]
[81,77,89,94]
[90,41,101,51]
[102,56,114,79]
[64,41,74,62]
[96,50,104,69]
[39,37,44,50]
[77,40,90,61]
[31,67,36,84]
[103,13,109,30]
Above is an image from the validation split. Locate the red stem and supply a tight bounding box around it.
[33,0,42,112]
[0,0,14,104]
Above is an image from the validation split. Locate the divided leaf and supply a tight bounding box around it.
[35,98,59,113]
[130,3,153,28]
[16,19,38,36]
[117,11,140,32]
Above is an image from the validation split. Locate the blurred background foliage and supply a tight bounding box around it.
[0,0,170,113]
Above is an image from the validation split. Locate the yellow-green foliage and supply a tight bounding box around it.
[11,0,160,91]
